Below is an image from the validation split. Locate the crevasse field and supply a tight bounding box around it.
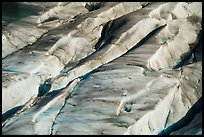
[2,2,202,135]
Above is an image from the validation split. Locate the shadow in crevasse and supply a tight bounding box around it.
[193,31,202,62]
[64,18,129,73]
[128,24,167,53]
[2,2,43,25]
[173,30,202,69]
[2,78,52,123]
[37,78,52,97]
[2,105,23,122]
[158,97,202,135]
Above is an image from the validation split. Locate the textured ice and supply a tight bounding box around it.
[2,2,202,135]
